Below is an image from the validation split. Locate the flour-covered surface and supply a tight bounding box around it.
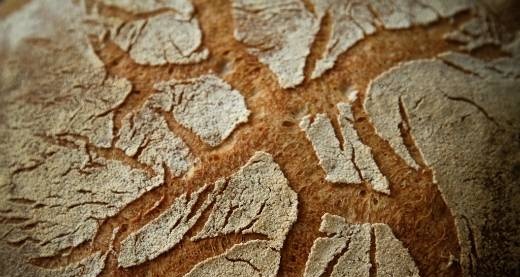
[444,10,500,51]
[365,49,520,275]
[0,242,108,277]
[116,97,195,177]
[232,0,474,87]
[0,228,119,277]
[2,143,164,256]
[0,0,168,270]
[309,0,474,79]
[492,35,520,78]
[184,240,281,277]
[337,102,389,194]
[304,214,419,277]
[300,107,389,194]
[154,75,250,147]
[232,0,320,88]
[303,237,347,277]
[329,223,371,277]
[308,0,375,79]
[110,19,146,52]
[96,0,208,65]
[118,151,296,273]
[1,0,519,276]
[419,0,472,17]
[101,0,194,15]
[300,114,360,184]
[118,185,210,267]
[302,214,362,277]
[128,12,209,65]
[162,151,298,277]
[193,151,298,249]
[373,223,420,277]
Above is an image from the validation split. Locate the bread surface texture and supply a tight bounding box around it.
[0,0,519,277]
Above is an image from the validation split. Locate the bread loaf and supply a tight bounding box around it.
[0,0,518,276]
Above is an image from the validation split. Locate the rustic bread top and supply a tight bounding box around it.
[0,0,519,277]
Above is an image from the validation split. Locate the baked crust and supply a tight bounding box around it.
[0,1,518,277]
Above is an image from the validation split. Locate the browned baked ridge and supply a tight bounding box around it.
[2,1,519,277]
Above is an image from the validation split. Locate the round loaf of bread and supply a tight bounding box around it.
[0,1,518,277]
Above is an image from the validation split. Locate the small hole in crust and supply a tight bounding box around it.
[282,120,295,127]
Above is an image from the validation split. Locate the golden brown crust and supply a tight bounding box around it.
[1,0,519,277]
[84,5,465,275]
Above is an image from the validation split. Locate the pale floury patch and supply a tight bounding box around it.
[232,0,320,88]
[116,99,195,177]
[300,114,360,184]
[118,152,297,274]
[303,213,420,277]
[192,151,298,249]
[186,152,297,277]
[337,102,390,194]
[128,12,209,65]
[444,10,500,51]
[0,0,167,267]
[373,223,420,277]
[0,243,108,277]
[300,106,389,194]
[101,0,194,15]
[184,240,281,277]
[310,0,472,79]
[303,213,371,277]
[96,0,209,65]
[364,45,520,275]
[118,184,213,267]
[154,75,250,147]
[232,0,473,88]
